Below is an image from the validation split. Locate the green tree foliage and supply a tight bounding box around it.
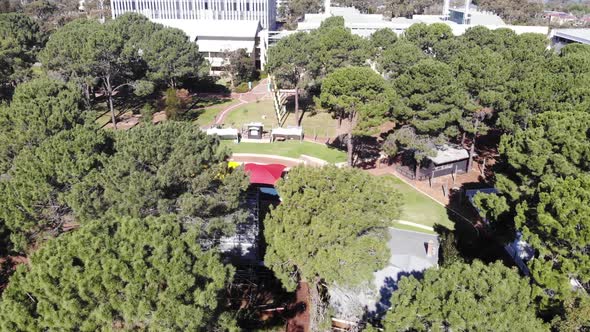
[452,46,510,109]
[404,23,453,56]
[516,175,590,306]
[0,13,45,89]
[221,48,256,90]
[385,0,438,18]
[0,76,86,173]
[0,215,235,331]
[266,32,313,124]
[496,111,590,200]
[382,261,548,331]
[164,87,184,120]
[142,27,205,88]
[319,66,396,165]
[279,0,322,29]
[69,122,249,238]
[308,17,369,78]
[264,166,402,291]
[0,126,112,251]
[39,19,100,85]
[394,59,472,139]
[553,295,590,332]
[368,28,398,56]
[377,40,425,78]
[383,126,436,178]
[476,0,543,24]
[475,111,590,308]
[41,15,203,127]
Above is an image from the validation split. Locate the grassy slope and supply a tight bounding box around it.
[221,141,347,163]
[189,99,237,127]
[380,175,454,230]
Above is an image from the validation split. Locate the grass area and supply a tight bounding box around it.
[221,140,347,163]
[188,99,236,127]
[221,99,340,138]
[381,175,454,230]
[391,222,436,235]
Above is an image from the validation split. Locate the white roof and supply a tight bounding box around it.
[411,15,548,35]
[298,6,413,33]
[206,127,239,137]
[152,19,261,41]
[551,28,590,44]
[197,38,256,53]
[329,228,439,317]
[428,145,469,165]
[271,127,303,136]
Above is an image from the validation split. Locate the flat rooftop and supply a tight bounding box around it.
[152,19,261,40]
[551,28,590,44]
[329,228,438,318]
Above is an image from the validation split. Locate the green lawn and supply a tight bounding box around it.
[187,99,236,127]
[381,175,454,230]
[221,141,347,163]
[221,99,340,138]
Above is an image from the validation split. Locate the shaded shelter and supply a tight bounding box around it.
[244,163,286,185]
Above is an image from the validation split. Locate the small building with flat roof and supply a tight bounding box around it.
[421,145,470,179]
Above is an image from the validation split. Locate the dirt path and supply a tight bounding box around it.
[214,78,271,125]
[286,282,310,332]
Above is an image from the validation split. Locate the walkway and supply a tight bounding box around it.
[214,78,271,125]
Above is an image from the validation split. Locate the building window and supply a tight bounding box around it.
[246,2,250,10]
[205,2,208,9]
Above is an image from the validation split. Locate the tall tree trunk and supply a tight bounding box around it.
[461,131,466,147]
[108,93,116,129]
[105,76,117,129]
[468,136,476,172]
[294,87,300,126]
[415,160,420,180]
[347,115,354,166]
[467,118,480,172]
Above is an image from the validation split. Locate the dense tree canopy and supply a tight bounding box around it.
[41,14,204,127]
[142,27,205,88]
[0,126,111,251]
[0,215,235,331]
[496,111,590,200]
[476,0,543,25]
[320,66,396,165]
[0,13,45,89]
[69,122,249,239]
[221,48,256,90]
[475,111,590,309]
[377,40,425,78]
[307,17,368,79]
[278,0,322,29]
[394,59,472,139]
[266,31,313,123]
[264,166,402,291]
[403,23,452,56]
[0,76,86,173]
[382,261,548,331]
[517,175,590,305]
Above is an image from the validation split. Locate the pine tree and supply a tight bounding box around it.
[0,215,234,331]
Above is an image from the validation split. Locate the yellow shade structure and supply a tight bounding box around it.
[228,161,241,169]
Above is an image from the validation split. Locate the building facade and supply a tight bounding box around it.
[111,0,276,29]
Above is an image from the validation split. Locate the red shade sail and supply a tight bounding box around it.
[244,163,286,185]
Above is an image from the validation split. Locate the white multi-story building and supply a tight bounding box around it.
[111,0,276,29]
